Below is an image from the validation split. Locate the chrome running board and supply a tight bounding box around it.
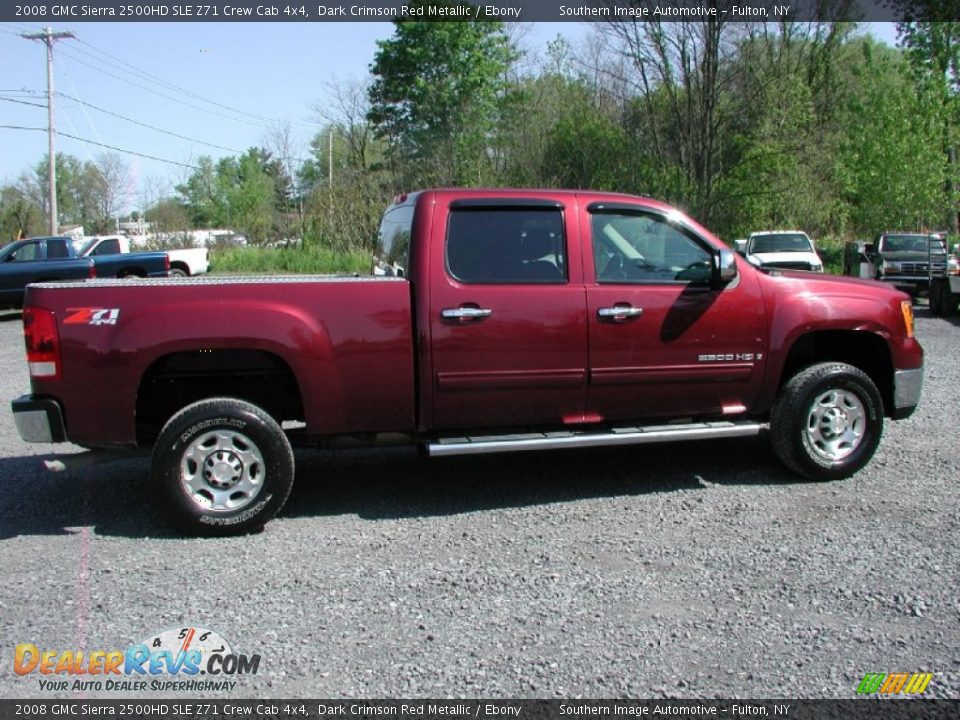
[428,421,766,457]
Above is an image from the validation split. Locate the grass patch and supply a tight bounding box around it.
[210,246,371,275]
[816,236,846,275]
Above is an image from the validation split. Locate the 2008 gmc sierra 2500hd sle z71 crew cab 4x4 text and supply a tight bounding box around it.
[11,189,924,535]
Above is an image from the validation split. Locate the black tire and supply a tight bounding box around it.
[168,267,188,278]
[770,362,883,481]
[934,280,958,317]
[930,281,944,317]
[152,398,294,536]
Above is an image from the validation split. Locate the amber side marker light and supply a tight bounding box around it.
[901,300,915,338]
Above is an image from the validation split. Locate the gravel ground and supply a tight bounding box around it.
[0,306,957,700]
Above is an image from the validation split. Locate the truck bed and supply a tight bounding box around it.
[23,275,416,447]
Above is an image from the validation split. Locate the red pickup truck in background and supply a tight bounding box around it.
[11,189,924,535]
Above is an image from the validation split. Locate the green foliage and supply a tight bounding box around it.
[895,18,960,231]
[367,2,517,186]
[176,148,295,244]
[835,39,947,234]
[210,245,370,275]
[0,184,44,241]
[815,235,847,275]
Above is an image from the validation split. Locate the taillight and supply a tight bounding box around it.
[89,261,96,279]
[164,253,170,273]
[23,306,61,380]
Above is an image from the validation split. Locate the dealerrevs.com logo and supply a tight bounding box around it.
[14,627,260,692]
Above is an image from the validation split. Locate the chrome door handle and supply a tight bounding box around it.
[441,307,493,320]
[598,306,643,320]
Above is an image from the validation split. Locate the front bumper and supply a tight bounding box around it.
[11,395,66,443]
[878,276,929,289]
[892,368,923,420]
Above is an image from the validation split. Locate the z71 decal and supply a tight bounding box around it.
[64,308,120,326]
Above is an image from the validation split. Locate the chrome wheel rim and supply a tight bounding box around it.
[180,430,265,512]
[805,389,866,462]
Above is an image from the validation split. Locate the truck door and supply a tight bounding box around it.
[584,202,767,422]
[428,198,588,431]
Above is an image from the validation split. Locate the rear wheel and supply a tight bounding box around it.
[770,362,883,480]
[168,267,188,278]
[932,279,958,317]
[152,398,294,536]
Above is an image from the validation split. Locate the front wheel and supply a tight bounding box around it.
[152,398,295,536]
[770,363,883,481]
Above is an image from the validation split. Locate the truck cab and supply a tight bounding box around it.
[872,232,945,294]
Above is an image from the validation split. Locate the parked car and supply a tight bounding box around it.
[0,236,95,309]
[12,189,923,535]
[80,235,209,277]
[735,231,824,272]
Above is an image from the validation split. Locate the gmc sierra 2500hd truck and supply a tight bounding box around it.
[11,189,924,535]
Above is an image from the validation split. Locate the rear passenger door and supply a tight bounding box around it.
[428,198,588,431]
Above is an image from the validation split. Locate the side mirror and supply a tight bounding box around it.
[713,248,738,289]
[733,239,747,256]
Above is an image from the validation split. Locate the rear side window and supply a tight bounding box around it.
[375,203,414,277]
[92,238,121,256]
[47,240,72,259]
[446,208,566,284]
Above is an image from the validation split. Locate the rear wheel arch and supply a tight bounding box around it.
[135,348,305,446]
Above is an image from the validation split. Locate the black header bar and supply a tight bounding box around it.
[0,0,937,23]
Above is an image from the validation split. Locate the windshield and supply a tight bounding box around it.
[748,233,813,254]
[879,234,930,253]
[78,238,97,256]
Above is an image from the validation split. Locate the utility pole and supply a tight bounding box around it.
[21,26,75,235]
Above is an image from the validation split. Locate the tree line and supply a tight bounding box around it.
[2,4,957,254]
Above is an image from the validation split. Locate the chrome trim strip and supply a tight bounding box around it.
[428,421,766,457]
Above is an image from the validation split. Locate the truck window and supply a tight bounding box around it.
[375,204,414,277]
[879,234,928,253]
[10,242,40,262]
[46,239,71,259]
[92,238,121,256]
[591,210,711,284]
[446,208,566,284]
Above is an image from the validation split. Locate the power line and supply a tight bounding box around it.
[73,38,313,132]
[0,96,47,109]
[57,46,287,132]
[0,125,201,170]
[55,91,245,154]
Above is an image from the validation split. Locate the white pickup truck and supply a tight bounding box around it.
[79,235,210,277]
[734,231,824,273]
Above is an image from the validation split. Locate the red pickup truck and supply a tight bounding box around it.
[11,189,924,535]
